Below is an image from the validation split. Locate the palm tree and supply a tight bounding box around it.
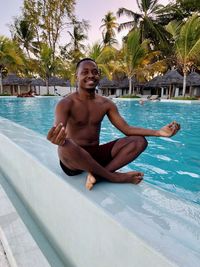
[159,0,200,24]
[10,17,35,59]
[39,43,61,94]
[117,0,169,50]
[0,36,24,94]
[61,19,89,63]
[87,42,116,80]
[166,13,200,96]
[100,12,118,47]
[87,42,102,60]
[116,30,149,95]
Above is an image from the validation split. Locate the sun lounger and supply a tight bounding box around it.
[140,95,151,101]
[149,95,160,101]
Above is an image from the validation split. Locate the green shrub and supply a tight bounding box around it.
[172,96,198,100]
[0,93,11,96]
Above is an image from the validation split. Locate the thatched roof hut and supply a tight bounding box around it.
[115,77,138,88]
[48,77,70,87]
[98,77,117,88]
[187,72,200,86]
[3,74,31,86]
[159,70,183,86]
[31,78,46,86]
[144,75,163,88]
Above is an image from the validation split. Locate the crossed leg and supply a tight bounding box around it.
[86,136,148,189]
[58,136,148,190]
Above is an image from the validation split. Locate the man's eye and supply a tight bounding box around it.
[92,70,100,75]
[81,71,89,75]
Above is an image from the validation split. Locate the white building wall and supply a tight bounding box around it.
[35,86,76,96]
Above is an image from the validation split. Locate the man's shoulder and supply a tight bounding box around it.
[96,94,115,105]
[57,93,76,108]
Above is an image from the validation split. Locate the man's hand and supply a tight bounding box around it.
[157,121,181,137]
[47,123,66,145]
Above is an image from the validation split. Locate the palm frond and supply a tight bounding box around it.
[118,21,136,32]
[117,8,135,18]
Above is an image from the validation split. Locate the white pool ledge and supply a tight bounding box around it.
[0,117,199,267]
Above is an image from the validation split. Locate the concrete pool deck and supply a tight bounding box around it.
[0,116,200,267]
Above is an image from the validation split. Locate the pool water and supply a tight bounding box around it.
[0,97,200,204]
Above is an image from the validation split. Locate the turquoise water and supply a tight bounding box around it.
[0,97,200,204]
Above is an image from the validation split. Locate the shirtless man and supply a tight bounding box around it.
[47,58,180,190]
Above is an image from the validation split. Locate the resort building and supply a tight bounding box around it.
[1,71,200,99]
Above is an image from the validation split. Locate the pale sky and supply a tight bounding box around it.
[0,0,170,46]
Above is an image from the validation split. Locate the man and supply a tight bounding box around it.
[47,58,180,190]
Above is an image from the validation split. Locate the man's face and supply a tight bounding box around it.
[76,60,100,90]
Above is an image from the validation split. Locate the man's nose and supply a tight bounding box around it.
[88,71,94,77]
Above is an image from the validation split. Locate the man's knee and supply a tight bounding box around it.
[58,139,81,159]
[140,136,148,151]
[129,136,148,151]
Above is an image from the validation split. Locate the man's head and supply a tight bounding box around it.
[76,58,100,91]
[76,58,97,71]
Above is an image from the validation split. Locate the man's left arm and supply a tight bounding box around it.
[107,101,180,137]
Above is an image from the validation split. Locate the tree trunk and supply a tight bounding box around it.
[172,85,175,97]
[169,85,171,99]
[182,71,187,97]
[46,78,49,95]
[189,86,192,97]
[17,85,20,95]
[132,84,135,95]
[128,77,132,95]
[0,71,3,94]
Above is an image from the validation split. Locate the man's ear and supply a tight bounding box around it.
[75,71,78,81]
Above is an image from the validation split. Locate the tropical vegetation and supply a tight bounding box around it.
[1,0,200,97]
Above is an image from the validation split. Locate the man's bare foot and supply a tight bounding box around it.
[128,171,144,184]
[115,171,144,184]
[85,173,97,190]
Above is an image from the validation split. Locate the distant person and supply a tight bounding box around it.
[47,58,180,190]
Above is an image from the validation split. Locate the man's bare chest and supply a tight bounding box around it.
[69,102,107,126]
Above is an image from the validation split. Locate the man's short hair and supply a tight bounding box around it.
[76,58,97,71]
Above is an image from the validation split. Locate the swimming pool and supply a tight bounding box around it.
[0,97,199,205]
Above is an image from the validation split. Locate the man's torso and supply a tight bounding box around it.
[64,93,111,146]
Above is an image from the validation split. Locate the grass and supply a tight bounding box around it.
[172,96,198,100]
[0,93,11,96]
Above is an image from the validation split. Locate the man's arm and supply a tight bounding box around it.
[107,101,180,137]
[47,98,72,145]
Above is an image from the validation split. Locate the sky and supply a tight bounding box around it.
[0,0,170,46]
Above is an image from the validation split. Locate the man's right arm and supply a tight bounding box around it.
[47,98,72,145]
